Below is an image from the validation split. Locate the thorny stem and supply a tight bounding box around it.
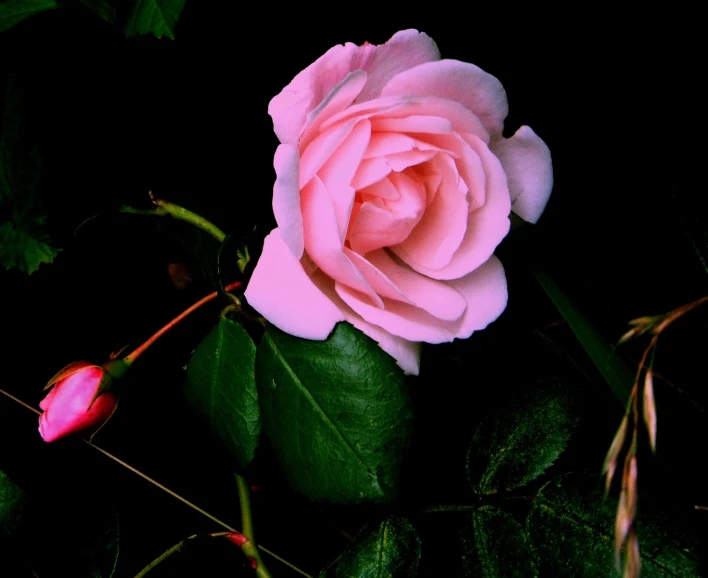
[0,390,314,578]
[235,474,272,578]
[133,532,230,578]
[123,281,241,366]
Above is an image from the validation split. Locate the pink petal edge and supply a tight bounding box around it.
[490,126,553,224]
[244,229,344,340]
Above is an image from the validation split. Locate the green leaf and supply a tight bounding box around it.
[319,516,421,578]
[185,313,260,470]
[0,470,25,539]
[527,472,700,577]
[0,0,57,32]
[460,506,537,578]
[0,218,60,274]
[468,379,576,494]
[85,507,120,578]
[78,0,117,24]
[124,0,186,40]
[533,268,632,405]
[256,322,413,503]
[0,76,60,274]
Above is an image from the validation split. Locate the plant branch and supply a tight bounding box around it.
[123,281,241,366]
[235,474,271,578]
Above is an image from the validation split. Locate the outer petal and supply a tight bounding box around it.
[244,229,344,339]
[490,126,553,223]
[273,144,304,258]
[381,59,508,137]
[312,270,422,375]
[269,30,439,145]
[354,29,441,103]
[447,255,508,339]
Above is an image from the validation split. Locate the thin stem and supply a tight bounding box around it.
[420,504,478,513]
[123,281,241,366]
[149,191,227,243]
[235,474,272,578]
[0,391,314,578]
[133,532,229,578]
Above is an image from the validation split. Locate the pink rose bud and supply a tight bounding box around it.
[38,363,118,443]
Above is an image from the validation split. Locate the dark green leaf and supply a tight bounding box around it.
[124,0,186,39]
[461,506,536,578]
[185,313,260,470]
[85,507,120,578]
[256,322,413,503]
[527,472,700,577]
[78,0,117,24]
[468,379,576,494]
[319,516,421,578]
[533,268,632,405]
[0,218,60,273]
[0,0,57,32]
[0,470,25,538]
[0,76,60,273]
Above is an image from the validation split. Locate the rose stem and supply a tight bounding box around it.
[122,281,241,367]
[0,389,314,578]
[235,473,272,578]
[148,190,227,243]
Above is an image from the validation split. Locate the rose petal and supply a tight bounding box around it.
[351,157,392,190]
[355,29,441,103]
[312,270,422,374]
[349,172,426,254]
[395,134,511,280]
[394,153,473,270]
[385,149,438,171]
[269,30,439,145]
[381,59,508,137]
[366,250,467,321]
[336,282,459,343]
[299,70,368,152]
[269,43,376,145]
[370,115,453,134]
[322,95,489,140]
[302,174,383,305]
[318,119,372,239]
[490,125,553,223]
[446,255,508,337]
[273,144,304,258]
[300,119,357,187]
[244,229,344,339]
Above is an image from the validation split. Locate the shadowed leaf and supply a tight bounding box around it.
[185,314,260,470]
[319,517,421,577]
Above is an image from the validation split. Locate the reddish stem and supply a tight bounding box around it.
[123,281,241,366]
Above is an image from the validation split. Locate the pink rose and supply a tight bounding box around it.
[245,29,553,375]
[38,362,117,442]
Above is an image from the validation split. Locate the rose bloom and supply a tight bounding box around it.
[38,363,117,442]
[245,29,553,374]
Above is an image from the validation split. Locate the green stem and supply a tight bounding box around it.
[133,532,230,578]
[120,192,227,243]
[123,281,241,366]
[421,504,478,513]
[149,191,226,242]
[235,474,272,578]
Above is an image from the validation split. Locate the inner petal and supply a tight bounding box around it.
[392,153,471,270]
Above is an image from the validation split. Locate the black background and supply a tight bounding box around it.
[1,5,707,577]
